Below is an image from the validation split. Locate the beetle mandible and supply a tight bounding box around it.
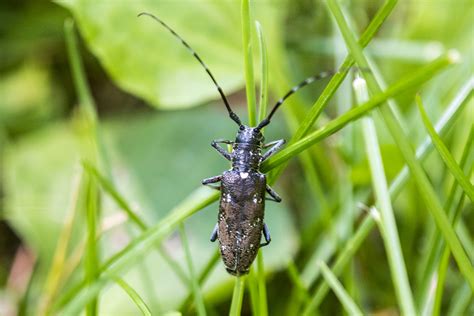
[139,12,333,275]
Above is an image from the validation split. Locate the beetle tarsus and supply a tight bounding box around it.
[210,224,218,242]
[202,175,221,190]
[260,223,271,247]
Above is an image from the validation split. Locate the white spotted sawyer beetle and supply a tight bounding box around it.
[139,12,335,275]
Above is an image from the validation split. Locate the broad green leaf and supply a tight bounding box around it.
[57,0,278,109]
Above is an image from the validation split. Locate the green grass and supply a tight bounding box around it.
[3,0,472,315]
[57,1,469,313]
[326,0,474,291]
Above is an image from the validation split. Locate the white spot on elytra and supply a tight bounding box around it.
[240,172,249,179]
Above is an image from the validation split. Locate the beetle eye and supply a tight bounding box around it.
[239,125,245,131]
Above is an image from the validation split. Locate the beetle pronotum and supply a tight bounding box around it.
[139,12,333,275]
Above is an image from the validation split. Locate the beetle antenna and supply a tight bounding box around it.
[257,71,334,129]
[138,12,242,126]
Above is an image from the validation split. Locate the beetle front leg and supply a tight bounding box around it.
[260,223,271,247]
[202,175,222,190]
[265,184,282,202]
[211,139,233,161]
[261,139,285,162]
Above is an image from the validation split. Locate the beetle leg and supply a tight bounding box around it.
[211,139,233,161]
[202,175,222,190]
[210,223,218,242]
[260,223,271,247]
[265,184,282,202]
[261,139,286,162]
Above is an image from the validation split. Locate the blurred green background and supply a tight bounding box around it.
[0,0,472,315]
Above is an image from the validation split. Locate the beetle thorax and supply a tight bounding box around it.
[231,126,263,172]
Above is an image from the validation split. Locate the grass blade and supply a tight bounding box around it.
[326,0,474,290]
[242,0,257,126]
[179,224,207,316]
[64,19,95,119]
[230,277,245,316]
[37,169,83,315]
[389,77,473,197]
[84,174,99,316]
[256,21,268,123]
[419,127,473,315]
[255,20,269,316]
[317,261,363,316]
[248,268,260,316]
[416,95,474,202]
[354,77,416,315]
[257,251,268,316]
[115,278,152,316]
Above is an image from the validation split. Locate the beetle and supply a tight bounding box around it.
[139,12,333,275]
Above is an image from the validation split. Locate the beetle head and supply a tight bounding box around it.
[235,125,264,145]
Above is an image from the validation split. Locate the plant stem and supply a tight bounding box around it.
[242,0,257,126]
[256,21,268,123]
[230,277,245,316]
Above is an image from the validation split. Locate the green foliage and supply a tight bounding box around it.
[0,0,472,315]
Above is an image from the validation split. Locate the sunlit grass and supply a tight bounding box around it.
[4,0,472,315]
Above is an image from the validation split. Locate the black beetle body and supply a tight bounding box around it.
[139,12,333,275]
[203,126,284,275]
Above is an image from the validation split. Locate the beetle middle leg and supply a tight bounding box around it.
[265,184,282,202]
[202,175,222,190]
[260,223,271,247]
[211,139,234,161]
[261,139,286,161]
